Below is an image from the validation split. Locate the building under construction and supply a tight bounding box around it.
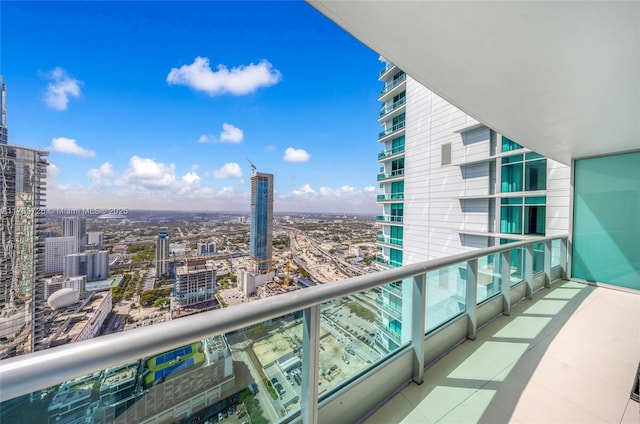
[172,258,217,317]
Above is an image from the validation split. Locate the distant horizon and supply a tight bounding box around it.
[43,207,378,217]
[2,1,382,214]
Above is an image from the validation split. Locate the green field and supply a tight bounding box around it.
[144,342,204,386]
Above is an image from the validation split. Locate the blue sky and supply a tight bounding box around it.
[1,1,383,213]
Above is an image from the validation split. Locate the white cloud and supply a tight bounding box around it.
[49,137,95,158]
[43,67,82,110]
[198,123,244,144]
[47,163,60,188]
[181,172,200,185]
[87,162,116,186]
[119,156,176,189]
[364,185,376,192]
[220,123,243,143]
[213,162,243,179]
[284,147,311,163]
[167,57,282,96]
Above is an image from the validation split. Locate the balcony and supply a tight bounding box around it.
[378,97,406,119]
[377,144,405,161]
[378,74,406,99]
[374,256,402,268]
[376,215,403,223]
[376,168,404,181]
[2,236,638,424]
[376,234,403,246]
[378,62,395,78]
[377,121,405,141]
[376,192,404,202]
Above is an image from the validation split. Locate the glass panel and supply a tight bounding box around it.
[1,331,281,423]
[551,239,561,268]
[502,154,523,164]
[320,292,389,398]
[501,197,523,205]
[510,248,525,286]
[501,136,522,152]
[500,205,523,234]
[477,254,501,303]
[525,159,547,191]
[533,242,545,273]
[501,163,523,192]
[524,196,546,205]
[573,151,640,290]
[525,152,544,161]
[426,265,466,332]
[524,206,546,235]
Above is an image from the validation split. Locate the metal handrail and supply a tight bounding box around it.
[0,235,567,402]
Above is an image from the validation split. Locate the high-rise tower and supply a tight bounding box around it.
[0,76,7,145]
[61,216,87,253]
[0,145,48,358]
[0,78,49,358]
[155,231,170,278]
[249,170,273,273]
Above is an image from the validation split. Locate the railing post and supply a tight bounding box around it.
[524,244,533,299]
[465,259,478,340]
[411,274,426,385]
[560,238,568,280]
[301,305,320,424]
[544,240,552,288]
[501,250,511,315]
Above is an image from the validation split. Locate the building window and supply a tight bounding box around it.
[501,136,522,152]
[501,153,546,192]
[500,196,546,235]
[389,248,403,267]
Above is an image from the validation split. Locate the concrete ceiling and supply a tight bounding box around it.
[309,1,640,165]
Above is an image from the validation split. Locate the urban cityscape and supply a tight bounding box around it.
[1,2,638,424]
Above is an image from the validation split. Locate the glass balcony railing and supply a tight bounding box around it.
[0,236,568,424]
[376,215,404,223]
[378,121,405,139]
[374,256,402,267]
[377,168,405,181]
[375,296,402,320]
[376,193,404,201]
[374,317,402,343]
[376,235,403,246]
[377,145,405,160]
[379,97,406,117]
[379,74,406,96]
[378,62,394,77]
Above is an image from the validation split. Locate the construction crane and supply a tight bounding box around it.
[246,157,257,175]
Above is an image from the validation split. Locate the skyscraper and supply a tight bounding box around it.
[155,231,170,278]
[249,171,273,273]
[0,144,48,358]
[0,76,7,145]
[61,216,87,253]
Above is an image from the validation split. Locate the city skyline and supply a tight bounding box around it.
[1,1,382,213]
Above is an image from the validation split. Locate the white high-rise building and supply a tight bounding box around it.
[87,232,103,250]
[64,251,109,282]
[62,216,87,253]
[374,63,570,351]
[45,237,77,274]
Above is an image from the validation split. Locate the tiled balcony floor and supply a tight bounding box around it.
[365,281,640,423]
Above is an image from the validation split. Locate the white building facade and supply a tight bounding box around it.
[375,64,570,352]
[44,237,77,274]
